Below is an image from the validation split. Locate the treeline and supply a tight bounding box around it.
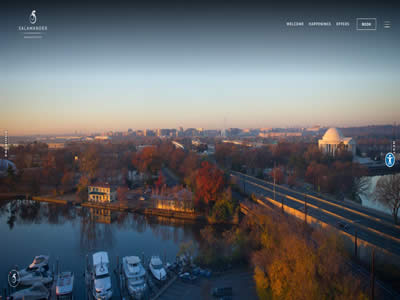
[131,143,237,221]
[2,142,136,196]
[195,203,368,300]
[215,141,368,200]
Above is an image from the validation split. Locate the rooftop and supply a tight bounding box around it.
[89,182,111,188]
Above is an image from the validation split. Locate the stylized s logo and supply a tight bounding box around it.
[30,10,37,24]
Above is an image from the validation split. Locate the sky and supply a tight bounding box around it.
[1,0,400,135]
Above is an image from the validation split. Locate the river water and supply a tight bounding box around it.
[0,200,204,298]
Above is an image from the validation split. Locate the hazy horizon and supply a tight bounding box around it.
[1,0,399,135]
[2,123,399,138]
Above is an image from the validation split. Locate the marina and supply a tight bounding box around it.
[0,199,207,299]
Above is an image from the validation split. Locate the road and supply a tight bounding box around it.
[232,171,400,257]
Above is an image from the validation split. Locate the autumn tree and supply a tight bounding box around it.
[154,171,165,190]
[117,186,129,205]
[61,171,74,194]
[304,144,323,164]
[194,161,225,211]
[76,176,90,202]
[80,145,99,180]
[305,162,328,190]
[180,153,200,178]
[251,209,368,300]
[210,188,236,222]
[132,146,161,175]
[287,172,297,187]
[374,174,400,224]
[270,166,284,184]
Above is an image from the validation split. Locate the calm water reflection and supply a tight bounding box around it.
[0,200,204,297]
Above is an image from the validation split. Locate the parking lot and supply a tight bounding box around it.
[159,268,257,300]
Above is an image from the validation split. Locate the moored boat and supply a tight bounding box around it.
[18,255,50,278]
[90,251,113,300]
[10,282,50,300]
[19,268,53,286]
[56,271,74,300]
[149,256,166,281]
[122,256,147,298]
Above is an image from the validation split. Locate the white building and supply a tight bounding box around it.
[88,183,116,203]
[318,128,356,157]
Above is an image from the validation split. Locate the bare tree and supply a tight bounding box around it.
[374,174,400,224]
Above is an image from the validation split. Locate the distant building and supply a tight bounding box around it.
[144,129,156,136]
[318,128,356,156]
[88,183,116,203]
[152,188,194,213]
[259,132,302,138]
[136,130,145,137]
[47,143,65,150]
[94,136,110,140]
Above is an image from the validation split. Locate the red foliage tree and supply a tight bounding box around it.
[194,161,225,210]
[117,186,129,204]
[305,162,328,190]
[155,171,165,190]
[132,146,161,174]
[270,167,284,184]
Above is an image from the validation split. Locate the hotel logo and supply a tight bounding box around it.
[17,9,48,39]
[29,10,37,24]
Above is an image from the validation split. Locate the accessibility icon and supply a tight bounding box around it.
[385,152,395,168]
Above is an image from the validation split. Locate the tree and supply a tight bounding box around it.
[61,172,74,194]
[304,144,323,164]
[305,162,328,190]
[270,167,284,184]
[132,146,162,175]
[80,145,99,180]
[211,188,235,222]
[194,161,225,211]
[117,186,129,205]
[5,165,17,191]
[76,176,90,202]
[154,171,165,190]
[287,172,297,187]
[374,174,400,224]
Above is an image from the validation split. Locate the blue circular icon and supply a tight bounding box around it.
[385,152,395,168]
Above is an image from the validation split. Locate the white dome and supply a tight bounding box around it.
[322,128,344,142]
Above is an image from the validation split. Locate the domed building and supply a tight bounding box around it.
[318,128,356,157]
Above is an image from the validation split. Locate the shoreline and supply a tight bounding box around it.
[1,194,238,224]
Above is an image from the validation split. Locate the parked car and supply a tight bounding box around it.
[337,221,349,231]
[179,272,197,283]
[212,287,233,297]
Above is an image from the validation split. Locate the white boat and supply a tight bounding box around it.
[19,255,50,277]
[10,282,49,300]
[19,268,53,286]
[56,271,74,300]
[149,256,166,281]
[91,251,113,299]
[122,256,147,298]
